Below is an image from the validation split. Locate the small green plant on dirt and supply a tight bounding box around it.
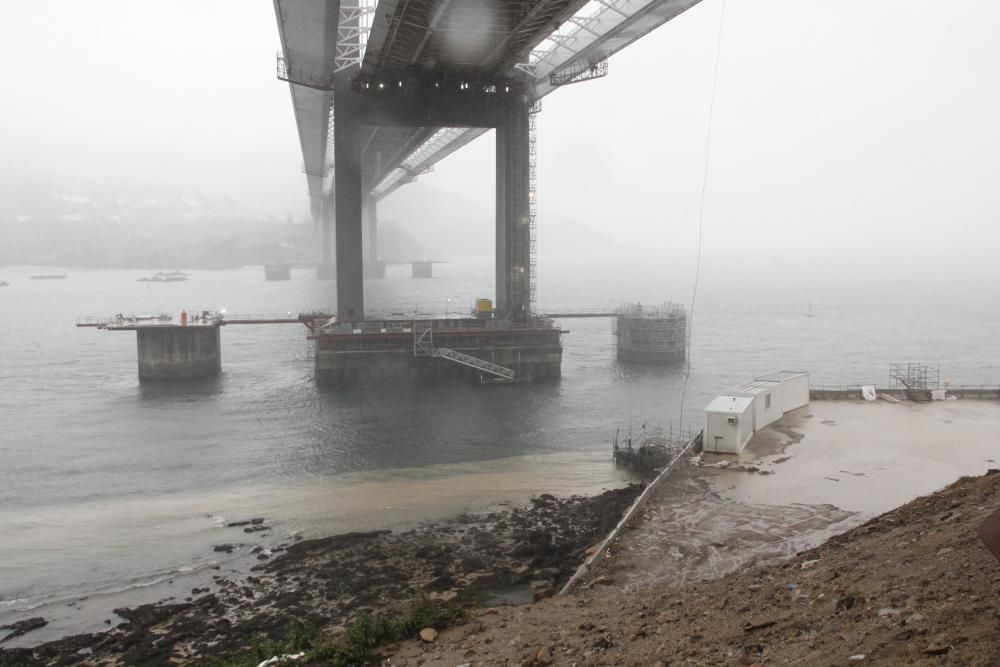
[201,620,320,667]
[202,594,467,667]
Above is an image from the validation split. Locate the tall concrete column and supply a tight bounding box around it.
[317,194,336,279]
[362,193,384,278]
[496,98,531,322]
[333,71,365,322]
[310,195,323,242]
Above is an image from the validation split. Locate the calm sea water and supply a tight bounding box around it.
[1,254,998,640]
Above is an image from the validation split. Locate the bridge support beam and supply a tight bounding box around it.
[333,72,365,322]
[363,193,384,279]
[496,98,532,323]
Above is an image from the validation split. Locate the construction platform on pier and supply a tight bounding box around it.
[76,312,335,382]
[313,316,563,386]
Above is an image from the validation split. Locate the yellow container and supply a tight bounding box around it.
[475,298,493,314]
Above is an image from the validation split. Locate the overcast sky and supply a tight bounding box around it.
[2,1,998,260]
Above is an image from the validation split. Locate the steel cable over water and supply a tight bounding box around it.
[678,0,728,427]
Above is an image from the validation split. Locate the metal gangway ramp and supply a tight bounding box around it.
[413,328,516,381]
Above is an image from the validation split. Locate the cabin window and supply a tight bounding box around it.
[727,416,736,425]
[765,393,771,410]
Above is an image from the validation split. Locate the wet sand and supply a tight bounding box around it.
[713,399,1000,513]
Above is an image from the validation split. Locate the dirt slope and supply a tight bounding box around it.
[388,472,1000,666]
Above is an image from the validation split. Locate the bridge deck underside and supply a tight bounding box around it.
[359,0,592,183]
[362,126,438,186]
[365,0,587,77]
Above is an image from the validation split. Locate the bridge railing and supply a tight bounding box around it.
[320,315,560,336]
[538,307,618,318]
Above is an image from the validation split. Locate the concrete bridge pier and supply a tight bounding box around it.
[496,98,532,323]
[333,71,365,322]
[317,195,336,279]
[411,261,433,278]
[310,195,323,247]
[136,325,221,381]
[363,194,384,279]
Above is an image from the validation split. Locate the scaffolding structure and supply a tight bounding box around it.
[889,362,941,390]
[613,303,687,364]
[550,58,609,86]
[528,103,539,314]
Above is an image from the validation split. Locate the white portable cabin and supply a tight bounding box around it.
[704,394,755,454]
[734,380,784,429]
[755,371,810,412]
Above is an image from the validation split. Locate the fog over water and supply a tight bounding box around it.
[2,1,998,263]
[1,0,999,647]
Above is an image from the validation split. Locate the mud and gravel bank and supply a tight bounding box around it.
[0,485,642,666]
[387,471,1000,666]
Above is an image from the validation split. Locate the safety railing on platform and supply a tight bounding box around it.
[319,316,559,336]
[275,53,336,90]
[76,314,174,328]
[538,307,618,318]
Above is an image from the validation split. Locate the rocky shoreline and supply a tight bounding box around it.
[0,484,642,666]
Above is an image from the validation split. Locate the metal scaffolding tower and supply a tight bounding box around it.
[528,102,540,314]
[614,303,687,364]
[889,362,941,390]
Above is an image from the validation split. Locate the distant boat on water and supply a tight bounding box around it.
[30,274,67,280]
[137,275,188,283]
[0,281,9,287]
[136,270,191,283]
